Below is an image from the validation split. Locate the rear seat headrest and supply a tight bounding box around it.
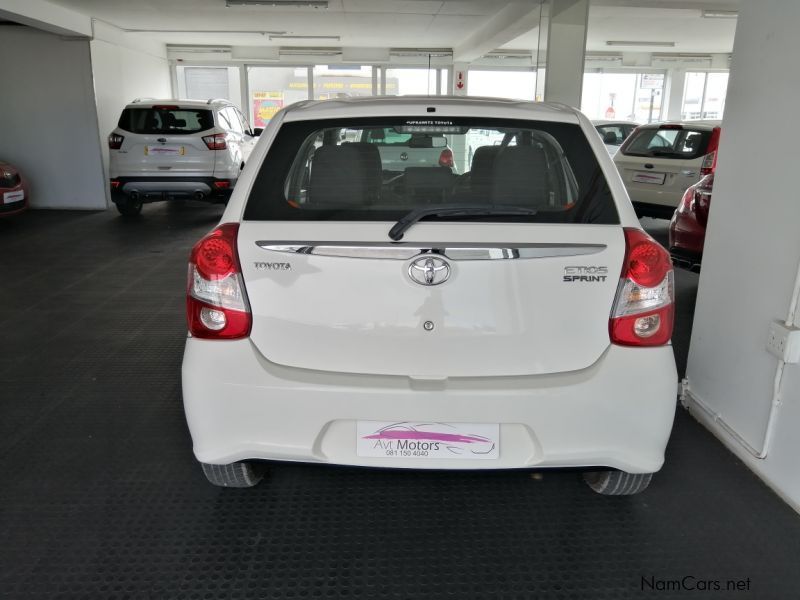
[309,144,381,206]
[470,146,500,186]
[492,146,550,207]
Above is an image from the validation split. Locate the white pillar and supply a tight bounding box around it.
[543,0,588,107]
[664,67,687,121]
[683,0,800,512]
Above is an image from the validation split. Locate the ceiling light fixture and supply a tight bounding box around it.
[606,40,676,47]
[127,29,286,35]
[225,0,329,7]
[279,47,342,56]
[269,34,340,41]
[389,48,452,58]
[702,10,738,19]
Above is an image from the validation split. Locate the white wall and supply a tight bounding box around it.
[683,0,800,512]
[91,24,172,187]
[0,26,106,209]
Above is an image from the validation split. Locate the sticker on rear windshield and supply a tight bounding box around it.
[563,266,608,282]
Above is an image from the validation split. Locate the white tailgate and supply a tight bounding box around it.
[614,154,703,208]
[114,134,216,177]
[237,222,625,378]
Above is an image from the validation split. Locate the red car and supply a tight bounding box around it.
[669,173,713,272]
[0,161,29,217]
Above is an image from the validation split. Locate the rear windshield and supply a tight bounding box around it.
[621,127,711,159]
[118,108,214,135]
[244,117,618,225]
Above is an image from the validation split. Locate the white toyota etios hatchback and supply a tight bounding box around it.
[181,96,678,495]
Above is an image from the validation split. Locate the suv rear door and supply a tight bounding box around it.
[235,117,627,378]
[114,105,217,177]
[614,124,712,208]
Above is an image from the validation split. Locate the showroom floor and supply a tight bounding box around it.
[1,205,799,599]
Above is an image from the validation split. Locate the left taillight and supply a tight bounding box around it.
[609,228,675,347]
[187,223,251,340]
[202,133,227,150]
[108,133,124,150]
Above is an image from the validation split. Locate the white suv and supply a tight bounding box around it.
[108,99,260,216]
[181,97,678,495]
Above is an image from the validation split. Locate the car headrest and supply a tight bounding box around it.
[470,146,500,186]
[684,135,701,151]
[603,130,619,144]
[492,145,550,206]
[309,144,382,206]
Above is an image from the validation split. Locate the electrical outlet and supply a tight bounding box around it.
[766,320,800,363]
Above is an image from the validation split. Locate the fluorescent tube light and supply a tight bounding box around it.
[226,0,329,7]
[606,40,676,48]
[702,10,738,19]
[269,34,340,41]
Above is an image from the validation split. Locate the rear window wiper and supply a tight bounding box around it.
[388,204,539,241]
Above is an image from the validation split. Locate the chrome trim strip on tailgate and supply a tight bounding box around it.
[255,242,606,261]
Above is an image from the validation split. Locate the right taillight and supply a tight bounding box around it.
[202,133,227,150]
[609,228,675,346]
[701,126,721,175]
[187,223,251,339]
[108,133,124,150]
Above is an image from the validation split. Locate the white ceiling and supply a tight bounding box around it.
[45,0,738,55]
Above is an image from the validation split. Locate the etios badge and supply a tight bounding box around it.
[408,256,450,286]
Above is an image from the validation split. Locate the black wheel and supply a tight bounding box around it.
[583,470,653,495]
[115,198,142,216]
[200,461,265,488]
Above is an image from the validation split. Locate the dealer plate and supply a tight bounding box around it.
[632,171,666,185]
[145,145,185,156]
[356,421,499,459]
[3,190,24,204]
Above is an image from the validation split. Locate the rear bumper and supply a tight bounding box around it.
[182,339,678,473]
[0,182,28,216]
[111,177,234,202]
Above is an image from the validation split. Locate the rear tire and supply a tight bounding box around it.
[583,470,653,495]
[200,461,264,488]
[115,198,142,216]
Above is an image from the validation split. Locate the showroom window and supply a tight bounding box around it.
[176,65,242,108]
[384,68,448,95]
[247,66,311,128]
[467,69,537,100]
[682,71,729,120]
[581,71,665,123]
[312,65,374,99]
